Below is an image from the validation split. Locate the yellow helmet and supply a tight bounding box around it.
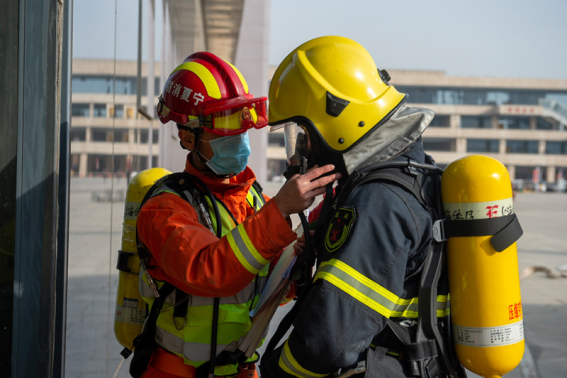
[269,36,406,159]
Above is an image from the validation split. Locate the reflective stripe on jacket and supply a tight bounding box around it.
[140,180,267,376]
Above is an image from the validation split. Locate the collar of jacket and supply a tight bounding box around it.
[184,152,256,199]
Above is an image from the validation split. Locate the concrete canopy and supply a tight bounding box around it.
[167,0,244,63]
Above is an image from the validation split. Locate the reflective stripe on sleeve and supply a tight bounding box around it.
[226,223,268,274]
[314,259,399,318]
[391,295,450,318]
[278,340,327,378]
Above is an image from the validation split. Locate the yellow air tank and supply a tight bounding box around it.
[114,168,171,349]
[441,155,523,378]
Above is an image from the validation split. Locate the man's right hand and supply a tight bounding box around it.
[273,164,341,219]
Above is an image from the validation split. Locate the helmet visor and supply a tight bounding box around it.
[202,98,268,136]
[271,122,309,166]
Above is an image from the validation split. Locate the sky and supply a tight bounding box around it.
[73,0,567,79]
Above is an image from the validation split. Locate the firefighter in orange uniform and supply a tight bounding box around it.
[134,52,340,378]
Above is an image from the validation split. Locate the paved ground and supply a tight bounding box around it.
[65,177,567,378]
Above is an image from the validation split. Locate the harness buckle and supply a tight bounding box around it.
[406,160,420,177]
[432,219,448,242]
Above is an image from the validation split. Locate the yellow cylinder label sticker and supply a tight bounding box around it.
[124,201,142,221]
[443,198,514,221]
[453,320,524,347]
[115,298,146,325]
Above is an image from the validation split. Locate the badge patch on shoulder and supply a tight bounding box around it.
[325,207,357,253]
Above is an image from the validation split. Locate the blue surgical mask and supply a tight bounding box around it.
[200,133,251,175]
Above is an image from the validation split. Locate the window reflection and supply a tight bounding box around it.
[506,140,539,154]
[93,104,107,117]
[545,141,567,155]
[429,115,450,128]
[499,117,530,130]
[72,103,90,117]
[461,116,491,128]
[423,138,456,152]
[467,139,499,153]
[537,118,553,130]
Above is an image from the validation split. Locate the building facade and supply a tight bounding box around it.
[267,69,567,186]
[71,61,567,186]
[71,59,160,177]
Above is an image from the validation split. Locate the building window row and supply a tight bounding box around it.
[506,140,539,154]
[72,76,161,96]
[423,138,567,155]
[546,141,567,155]
[428,115,561,130]
[72,103,137,119]
[467,139,499,153]
[399,86,567,107]
[69,127,159,143]
[423,138,456,152]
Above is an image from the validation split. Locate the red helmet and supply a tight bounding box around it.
[157,52,268,136]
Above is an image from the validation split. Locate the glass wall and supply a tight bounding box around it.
[0,3,19,372]
[399,85,567,107]
[66,1,159,377]
[467,139,499,153]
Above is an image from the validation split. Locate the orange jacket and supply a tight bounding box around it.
[137,155,297,297]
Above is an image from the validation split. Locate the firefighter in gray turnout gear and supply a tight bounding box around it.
[260,36,466,378]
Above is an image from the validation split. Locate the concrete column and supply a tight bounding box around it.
[167,6,174,74]
[456,138,466,154]
[147,0,155,169]
[539,140,546,154]
[450,114,461,129]
[160,0,167,90]
[129,128,136,144]
[530,116,537,130]
[158,0,168,169]
[79,153,88,178]
[499,139,507,154]
[547,166,556,183]
[491,115,499,129]
[85,126,91,143]
[234,0,270,185]
[508,165,516,180]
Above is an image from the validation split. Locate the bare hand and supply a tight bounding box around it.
[274,165,341,219]
[293,230,315,256]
